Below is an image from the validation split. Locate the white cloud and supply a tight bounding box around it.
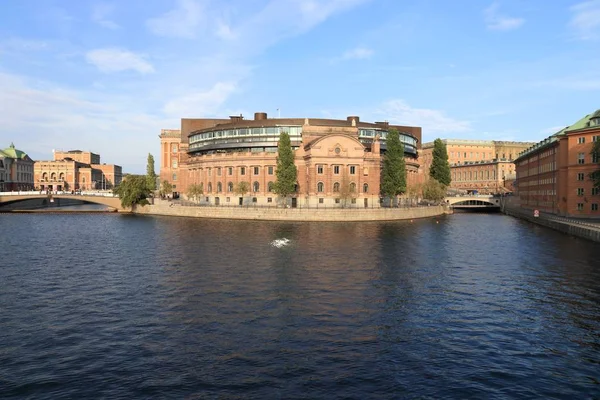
[91,3,119,30]
[377,99,471,134]
[0,37,49,52]
[342,47,373,60]
[146,0,204,39]
[163,82,237,117]
[86,48,155,74]
[569,0,600,40]
[484,3,524,31]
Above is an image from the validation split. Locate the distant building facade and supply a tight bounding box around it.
[420,139,535,194]
[34,150,122,191]
[159,113,423,207]
[515,110,600,217]
[0,143,35,191]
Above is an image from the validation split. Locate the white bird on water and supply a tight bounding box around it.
[271,238,290,248]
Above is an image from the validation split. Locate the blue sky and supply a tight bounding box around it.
[1,0,599,173]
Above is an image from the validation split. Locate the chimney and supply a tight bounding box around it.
[347,116,359,123]
[254,112,267,120]
[229,114,244,122]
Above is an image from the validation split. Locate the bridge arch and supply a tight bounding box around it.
[0,194,126,211]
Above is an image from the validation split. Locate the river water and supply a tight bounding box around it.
[1,212,599,399]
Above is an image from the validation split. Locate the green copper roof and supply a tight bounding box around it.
[1,143,28,159]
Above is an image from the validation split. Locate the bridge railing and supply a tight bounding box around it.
[0,191,117,197]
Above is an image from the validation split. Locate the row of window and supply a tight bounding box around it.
[577,187,600,196]
[452,170,498,181]
[190,181,371,194]
[577,203,599,211]
[576,152,599,164]
[186,165,366,177]
[577,135,600,144]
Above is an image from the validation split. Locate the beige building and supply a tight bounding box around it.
[160,113,423,207]
[420,139,535,193]
[0,143,35,191]
[34,150,122,191]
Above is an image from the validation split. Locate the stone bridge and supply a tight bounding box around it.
[0,193,126,212]
[444,195,501,209]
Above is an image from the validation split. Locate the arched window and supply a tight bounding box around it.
[268,182,274,192]
[228,182,233,192]
[51,172,56,181]
[317,182,324,193]
[363,183,368,193]
[333,182,340,192]
[59,173,65,181]
[217,182,222,193]
[349,182,356,193]
[42,172,48,181]
[253,181,259,192]
[207,182,212,193]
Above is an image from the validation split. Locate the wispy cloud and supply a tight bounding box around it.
[91,3,119,30]
[0,37,49,52]
[163,82,237,117]
[376,99,471,135]
[146,0,204,39]
[85,48,155,74]
[569,0,600,40]
[342,47,373,60]
[484,2,524,31]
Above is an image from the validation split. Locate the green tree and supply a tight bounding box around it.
[186,183,203,202]
[590,139,600,188]
[422,179,447,202]
[160,180,173,197]
[273,132,297,203]
[338,171,357,208]
[146,153,157,192]
[113,175,151,208]
[381,128,407,206]
[429,138,451,186]
[235,181,250,204]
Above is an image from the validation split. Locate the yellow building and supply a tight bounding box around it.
[0,143,35,191]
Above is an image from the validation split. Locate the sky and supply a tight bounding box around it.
[1,0,599,173]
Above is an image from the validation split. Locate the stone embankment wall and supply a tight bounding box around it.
[502,203,600,243]
[134,202,450,222]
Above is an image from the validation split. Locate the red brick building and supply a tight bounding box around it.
[515,110,600,217]
[160,113,422,207]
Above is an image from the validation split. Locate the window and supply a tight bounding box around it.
[268,166,274,175]
[207,168,211,176]
[333,182,340,192]
[593,135,599,142]
[334,165,340,174]
[317,182,324,192]
[217,182,222,193]
[577,173,585,181]
[171,144,178,153]
[577,203,584,211]
[207,182,212,192]
[319,198,324,204]
[577,188,584,196]
[253,181,259,192]
[578,153,585,164]
[240,167,246,175]
[592,203,599,211]
[335,198,340,204]
[217,168,222,176]
[363,183,368,193]
[593,153,599,163]
[227,197,230,202]
[267,197,273,203]
[578,137,585,144]
[172,173,177,181]
[172,160,178,168]
[317,165,323,174]
[268,181,274,192]
[593,187,600,196]
[252,197,257,203]
[228,167,233,176]
[363,167,369,176]
[351,198,356,204]
[253,167,259,175]
[350,166,356,175]
[228,182,233,192]
[349,182,356,193]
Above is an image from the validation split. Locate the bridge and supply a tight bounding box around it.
[445,195,501,210]
[0,192,127,212]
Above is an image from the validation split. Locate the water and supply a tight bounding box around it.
[1,213,599,399]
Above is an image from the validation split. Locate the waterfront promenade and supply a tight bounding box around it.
[134,199,451,222]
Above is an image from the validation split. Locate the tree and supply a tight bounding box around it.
[339,171,357,208]
[381,128,407,206]
[160,180,173,197]
[422,178,446,202]
[273,131,297,203]
[429,138,451,186]
[113,175,151,208]
[187,183,203,203]
[235,181,250,204]
[590,139,600,188]
[146,153,157,192]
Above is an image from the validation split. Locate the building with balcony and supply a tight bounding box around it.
[34,150,122,191]
[0,143,35,191]
[515,110,600,217]
[159,112,423,207]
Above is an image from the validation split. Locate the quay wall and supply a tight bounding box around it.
[134,203,450,222]
[502,204,600,243]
